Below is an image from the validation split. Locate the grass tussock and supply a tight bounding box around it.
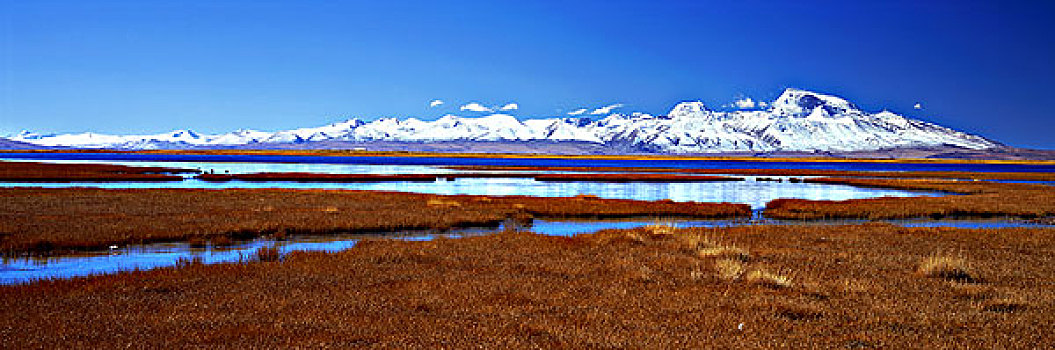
[918,253,979,283]
[645,223,677,236]
[951,284,997,301]
[983,299,1029,313]
[745,268,795,289]
[714,258,748,281]
[678,233,751,262]
[2,225,1054,348]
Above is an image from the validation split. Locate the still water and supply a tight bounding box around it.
[1,159,938,210]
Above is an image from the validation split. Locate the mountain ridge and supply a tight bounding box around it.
[10,88,1002,154]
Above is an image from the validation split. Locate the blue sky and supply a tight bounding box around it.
[1,0,1053,148]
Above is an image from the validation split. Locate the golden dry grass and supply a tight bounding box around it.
[918,254,978,283]
[1,224,1053,348]
[714,258,748,281]
[744,268,795,289]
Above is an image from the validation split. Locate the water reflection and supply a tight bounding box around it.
[0,177,932,210]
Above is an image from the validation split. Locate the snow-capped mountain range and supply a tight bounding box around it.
[9,88,1000,153]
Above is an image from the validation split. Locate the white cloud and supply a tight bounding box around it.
[913,103,922,110]
[459,102,493,113]
[590,103,624,115]
[499,103,518,111]
[429,99,444,108]
[758,101,768,108]
[733,98,756,109]
[567,108,588,116]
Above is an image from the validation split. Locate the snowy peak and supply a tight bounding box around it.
[10,88,1002,153]
[668,101,711,119]
[771,88,860,117]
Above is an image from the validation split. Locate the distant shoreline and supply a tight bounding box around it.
[4,148,1055,166]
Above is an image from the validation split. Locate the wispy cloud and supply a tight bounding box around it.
[460,102,493,113]
[724,97,763,109]
[734,98,756,109]
[590,103,624,115]
[429,99,444,108]
[499,103,518,111]
[567,108,588,116]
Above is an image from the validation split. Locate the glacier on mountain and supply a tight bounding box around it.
[10,88,1000,153]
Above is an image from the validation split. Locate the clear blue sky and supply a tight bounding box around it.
[1,0,1053,148]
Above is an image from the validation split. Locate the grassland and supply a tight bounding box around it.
[764,177,1055,220]
[2,157,1053,347]
[0,188,750,255]
[2,224,1052,348]
[0,160,194,182]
